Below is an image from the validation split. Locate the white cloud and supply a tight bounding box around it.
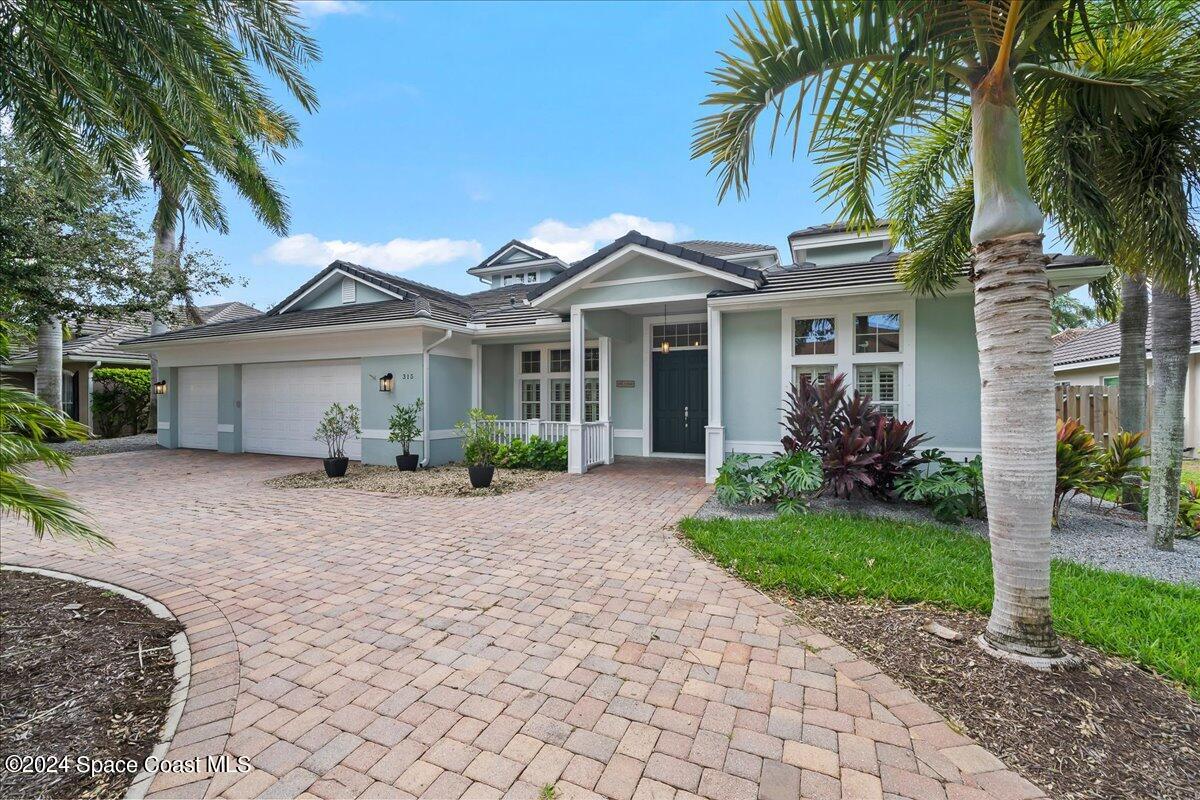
[296,0,366,19]
[264,233,482,272]
[524,213,690,263]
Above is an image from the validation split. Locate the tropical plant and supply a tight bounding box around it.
[1054,419,1101,527]
[387,398,423,456]
[496,436,568,471]
[714,450,823,515]
[91,368,153,438]
[0,322,107,545]
[896,449,986,524]
[313,403,360,460]
[456,408,501,468]
[1095,430,1150,507]
[1178,483,1200,539]
[692,0,1193,661]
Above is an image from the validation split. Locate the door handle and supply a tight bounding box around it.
[684,405,689,427]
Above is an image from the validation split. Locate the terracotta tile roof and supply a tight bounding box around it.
[1053,291,1199,367]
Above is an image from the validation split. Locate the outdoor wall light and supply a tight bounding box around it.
[153,380,168,395]
[378,373,394,392]
[660,341,670,354]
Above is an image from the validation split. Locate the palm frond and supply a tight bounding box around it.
[895,180,974,296]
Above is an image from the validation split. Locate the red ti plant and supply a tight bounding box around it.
[781,373,929,499]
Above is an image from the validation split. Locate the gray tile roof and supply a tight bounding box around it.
[1054,290,1199,367]
[471,239,557,272]
[674,240,776,258]
[788,220,888,238]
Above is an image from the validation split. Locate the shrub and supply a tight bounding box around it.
[895,448,985,524]
[1053,420,1150,527]
[1180,483,1200,540]
[387,398,423,455]
[714,450,823,515]
[1096,430,1149,505]
[496,435,567,471]
[313,403,360,459]
[456,408,500,467]
[90,367,151,437]
[781,373,928,498]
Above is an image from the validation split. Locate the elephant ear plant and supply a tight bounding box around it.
[313,403,360,478]
[388,398,423,471]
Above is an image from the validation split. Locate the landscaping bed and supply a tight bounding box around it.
[265,463,561,497]
[0,569,182,800]
[48,432,158,458]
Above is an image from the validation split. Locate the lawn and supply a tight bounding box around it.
[1184,459,1200,486]
[679,512,1200,699]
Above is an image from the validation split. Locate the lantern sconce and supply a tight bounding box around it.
[153,380,168,396]
[378,373,394,393]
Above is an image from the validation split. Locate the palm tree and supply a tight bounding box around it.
[693,0,1177,662]
[33,318,62,412]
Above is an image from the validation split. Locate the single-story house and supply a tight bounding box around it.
[3,302,260,429]
[123,224,1104,482]
[1054,290,1199,450]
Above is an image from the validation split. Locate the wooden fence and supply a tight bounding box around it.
[1055,385,1152,443]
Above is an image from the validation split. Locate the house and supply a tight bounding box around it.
[1053,291,1199,450]
[123,225,1105,482]
[3,302,260,429]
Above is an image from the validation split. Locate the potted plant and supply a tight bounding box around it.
[455,408,501,488]
[313,402,361,478]
[388,398,423,471]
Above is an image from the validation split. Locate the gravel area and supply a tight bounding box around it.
[265,463,561,497]
[696,492,1197,586]
[49,432,158,457]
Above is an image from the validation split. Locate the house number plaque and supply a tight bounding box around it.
[615,379,635,388]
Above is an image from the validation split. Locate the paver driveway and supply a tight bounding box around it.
[3,450,1041,800]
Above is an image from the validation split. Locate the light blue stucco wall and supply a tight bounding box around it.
[610,320,643,433]
[300,280,392,310]
[430,354,472,431]
[217,365,241,452]
[916,295,981,451]
[481,345,514,418]
[567,275,729,306]
[722,309,782,445]
[802,241,888,266]
[157,366,178,448]
[360,354,424,465]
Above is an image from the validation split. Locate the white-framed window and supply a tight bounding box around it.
[854,312,901,353]
[792,365,835,388]
[549,348,571,373]
[793,317,835,355]
[584,377,599,423]
[549,378,570,422]
[1102,375,1119,388]
[856,364,899,417]
[525,272,537,283]
[520,380,541,420]
[652,322,707,349]
[521,350,541,374]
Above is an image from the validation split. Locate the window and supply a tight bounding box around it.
[792,365,834,388]
[584,347,599,372]
[521,380,541,420]
[854,313,901,353]
[525,272,537,283]
[1102,376,1119,387]
[521,350,541,374]
[652,322,707,349]
[856,365,899,417]
[549,379,570,422]
[793,317,835,355]
[549,348,571,373]
[584,378,599,422]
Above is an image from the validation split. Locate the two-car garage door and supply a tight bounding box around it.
[242,360,361,459]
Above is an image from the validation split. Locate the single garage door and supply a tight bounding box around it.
[242,360,362,459]
[177,366,218,450]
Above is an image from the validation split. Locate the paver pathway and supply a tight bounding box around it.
[3,450,1043,800]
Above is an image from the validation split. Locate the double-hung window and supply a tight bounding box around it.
[520,344,600,421]
[856,365,899,417]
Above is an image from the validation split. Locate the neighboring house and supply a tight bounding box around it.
[124,225,1105,482]
[3,302,261,430]
[1053,291,1199,450]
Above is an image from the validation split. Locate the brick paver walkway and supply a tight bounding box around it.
[3,450,1042,800]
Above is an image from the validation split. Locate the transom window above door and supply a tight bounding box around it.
[794,317,835,355]
[652,322,707,349]
[855,313,901,353]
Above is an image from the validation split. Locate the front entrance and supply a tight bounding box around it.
[652,349,707,454]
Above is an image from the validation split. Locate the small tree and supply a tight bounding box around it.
[455,408,500,468]
[387,398,423,456]
[313,403,360,460]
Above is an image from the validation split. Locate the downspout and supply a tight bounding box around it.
[419,329,453,467]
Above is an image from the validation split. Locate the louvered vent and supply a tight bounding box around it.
[341,277,356,304]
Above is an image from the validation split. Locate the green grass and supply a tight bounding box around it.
[680,513,1200,699]
[1183,460,1200,487]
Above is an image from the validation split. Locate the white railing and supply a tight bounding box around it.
[491,419,569,443]
[492,419,525,443]
[539,421,569,442]
[582,421,609,468]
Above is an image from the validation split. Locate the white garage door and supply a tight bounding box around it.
[177,366,218,450]
[242,360,362,459]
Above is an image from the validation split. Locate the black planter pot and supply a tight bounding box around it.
[468,465,495,489]
[395,453,419,472]
[323,457,349,478]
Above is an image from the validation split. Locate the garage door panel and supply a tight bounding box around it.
[177,366,218,450]
[242,360,361,459]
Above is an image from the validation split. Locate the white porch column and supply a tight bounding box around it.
[705,305,725,483]
[600,335,614,464]
[470,343,482,409]
[567,307,586,474]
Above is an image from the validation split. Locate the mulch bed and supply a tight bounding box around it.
[789,596,1200,800]
[0,570,182,800]
[265,463,561,497]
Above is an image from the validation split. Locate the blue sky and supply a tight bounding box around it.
[184,0,841,308]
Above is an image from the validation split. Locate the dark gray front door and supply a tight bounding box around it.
[652,349,707,454]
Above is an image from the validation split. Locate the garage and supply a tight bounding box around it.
[242,360,362,459]
[177,366,218,449]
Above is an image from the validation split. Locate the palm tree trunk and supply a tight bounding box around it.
[969,76,1064,661]
[1118,272,1148,507]
[1146,284,1190,550]
[148,191,177,420]
[35,317,63,413]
